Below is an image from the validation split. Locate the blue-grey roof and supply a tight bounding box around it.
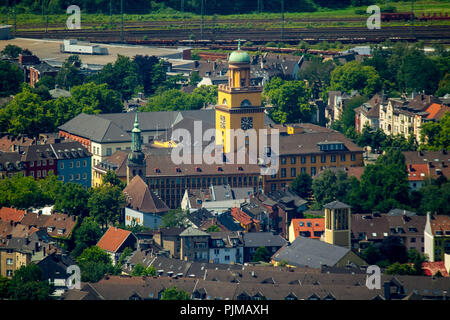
[243,232,287,248]
[272,236,350,268]
[323,201,350,210]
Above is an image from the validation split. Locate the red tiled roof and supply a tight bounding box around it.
[407,164,429,181]
[97,227,133,253]
[290,218,325,240]
[230,207,259,227]
[422,261,449,277]
[425,103,444,120]
[0,207,26,223]
[430,215,450,236]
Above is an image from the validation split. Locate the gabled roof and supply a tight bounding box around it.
[0,207,26,223]
[230,207,259,227]
[97,227,134,253]
[272,236,351,268]
[179,226,210,237]
[407,163,429,181]
[124,176,169,214]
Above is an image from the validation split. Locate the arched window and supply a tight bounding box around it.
[240,99,251,107]
[222,98,228,105]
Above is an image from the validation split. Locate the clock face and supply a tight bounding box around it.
[220,115,226,129]
[241,117,253,130]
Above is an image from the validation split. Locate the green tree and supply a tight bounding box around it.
[385,262,416,275]
[189,71,202,87]
[55,55,84,90]
[72,217,103,258]
[251,246,272,263]
[206,225,221,232]
[88,185,126,230]
[133,55,166,96]
[131,263,157,277]
[77,246,114,282]
[160,286,190,300]
[91,55,139,101]
[141,89,205,112]
[264,77,314,124]
[0,60,23,97]
[1,44,24,58]
[161,209,188,228]
[435,73,450,97]
[312,169,352,206]
[70,82,123,114]
[54,182,90,217]
[290,172,312,199]
[0,276,11,299]
[103,170,126,189]
[8,264,54,300]
[417,182,450,216]
[193,85,218,105]
[0,87,54,136]
[330,61,381,96]
[421,111,450,151]
[0,174,46,209]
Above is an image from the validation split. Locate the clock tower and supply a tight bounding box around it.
[215,40,265,154]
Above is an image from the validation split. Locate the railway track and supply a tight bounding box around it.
[15,25,450,45]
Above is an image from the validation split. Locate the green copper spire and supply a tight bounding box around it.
[131,112,141,152]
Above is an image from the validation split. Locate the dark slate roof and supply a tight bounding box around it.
[58,113,131,143]
[243,232,287,248]
[323,201,350,210]
[272,236,350,268]
[37,253,76,280]
[217,211,245,232]
[387,208,417,217]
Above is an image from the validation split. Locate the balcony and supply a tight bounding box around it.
[218,84,262,93]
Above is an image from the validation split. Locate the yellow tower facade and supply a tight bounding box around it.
[323,201,351,248]
[215,42,265,154]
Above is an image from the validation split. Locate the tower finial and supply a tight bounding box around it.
[238,39,241,50]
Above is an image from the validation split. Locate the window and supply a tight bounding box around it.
[410,238,416,243]
[42,170,47,177]
[70,174,74,181]
[321,155,326,163]
[83,160,87,167]
[6,258,13,265]
[49,160,53,165]
[225,256,230,261]
[290,157,296,164]
[281,168,286,178]
[43,160,47,166]
[281,157,286,165]
[291,168,296,177]
[301,156,306,164]
[341,154,346,162]
[271,184,276,191]
[301,167,306,174]
[6,270,12,277]
[30,171,35,178]
[30,161,34,168]
[106,148,112,156]
[331,155,336,162]
[76,161,80,168]
[351,154,356,161]
[70,162,74,168]
[37,171,41,178]
[311,156,316,164]
[83,173,87,180]
[311,167,316,176]
[60,162,64,169]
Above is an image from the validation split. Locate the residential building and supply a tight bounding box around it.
[351,212,426,253]
[0,235,49,278]
[29,61,58,87]
[209,231,243,264]
[403,150,450,181]
[288,218,325,243]
[21,144,58,180]
[0,207,26,223]
[123,175,169,230]
[230,207,260,232]
[37,253,77,296]
[20,212,77,240]
[52,141,92,188]
[152,227,185,259]
[424,213,450,262]
[406,163,429,190]
[243,232,287,263]
[272,236,367,268]
[179,227,210,262]
[354,93,385,133]
[379,94,449,143]
[96,227,137,265]
[0,152,25,179]
[323,201,352,249]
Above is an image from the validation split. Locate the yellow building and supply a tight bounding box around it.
[323,201,351,249]
[215,41,265,154]
[0,248,31,278]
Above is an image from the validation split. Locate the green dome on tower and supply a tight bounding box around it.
[229,40,250,64]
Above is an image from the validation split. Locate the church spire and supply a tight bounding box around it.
[132,112,141,153]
